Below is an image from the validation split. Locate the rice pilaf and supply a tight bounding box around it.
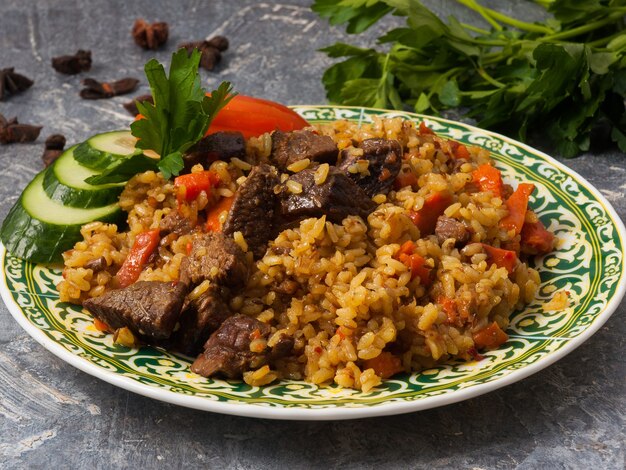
[59,116,544,392]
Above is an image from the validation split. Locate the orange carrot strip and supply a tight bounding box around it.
[481,243,517,273]
[205,195,235,232]
[454,143,470,159]
[471,164,503,198]
[521,219,555,255]
[408,190,453,235]
[500,183,535,235]
[115,229,160,288]
[399,252,431,285]
[393,169,418,190]
[419,121,434,135]
[174,171,220,203]
[437,295,458,324]
[473,321,509,349]
[363,352,404,379]
[93,318,111,332]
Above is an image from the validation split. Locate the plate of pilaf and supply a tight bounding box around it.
[1,104,624,420]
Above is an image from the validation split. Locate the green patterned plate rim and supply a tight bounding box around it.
[2,105,625,421]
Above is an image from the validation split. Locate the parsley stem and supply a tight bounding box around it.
[454,0,502,31]
[540,11,626,41]
[461,23,491,36]
[476,67,505,88]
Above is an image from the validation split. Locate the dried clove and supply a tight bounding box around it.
[123,94,154,116]
[80,78,139,100]
[0,68,34,101]
[51,50,92,75]
[179,35,229,71]
[0,114,42,144]
[132,19,169,50]
[42,134,66,166]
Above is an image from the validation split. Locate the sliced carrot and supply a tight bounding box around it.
[471,164,503,198]
[408,190,453,235]
[399,252,431,285]
[521,219,554,255]
[449,141,470,159]
[419,121,434,135]
[205,195,235,232]
[397,240,416,258]
[363,352,404,379]
[500,183,535,235]
[93,318,111,332]
[473,321,509,349]
[481,243,517,274]
[115,229,160,288]
[174,170,220,204]
[393,169,418,190]
[437,295,458,324]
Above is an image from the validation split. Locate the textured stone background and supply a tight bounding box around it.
[0,1,624,468]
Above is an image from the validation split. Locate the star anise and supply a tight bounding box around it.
[42,134,66,166]
[51,50,92,75]
[0,114,42,144]
[123,94,154,116]
[179,35,229,71]
[132,19,169,50]
[80,78,139,100]
[0,68,34,101]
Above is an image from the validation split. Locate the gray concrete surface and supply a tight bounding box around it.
[0,1,624,468]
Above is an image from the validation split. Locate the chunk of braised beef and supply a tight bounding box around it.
[435,215,470,246]
[269,334,294,360]
[180,232,249,288]
[172,284,233,356]
[270,130,338,171]
[83,281,187,340]
[159,211,193,237]
[191,314,271,378]
[223,164,279,259]
[84,256,107,273]
[183,131,246,172]
[338,138,402,197]
[277,167,376,228]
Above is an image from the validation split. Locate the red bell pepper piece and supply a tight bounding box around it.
[500,183,535,235]
[473,321,509,349]
[471,164,503,198]
[521,219,555,255]
[115,229,160,288]
[174,171,219,203]
[481,243,517,273]
[408,190,453,235]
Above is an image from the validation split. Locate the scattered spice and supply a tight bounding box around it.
[51,50,92,75]
[0,68,34,101]
[80,77,139,99]
[132,19,169,50]
[123,94,154,116]
[0,114,42,144]
[42,134,66,167]
[179,35,229,71]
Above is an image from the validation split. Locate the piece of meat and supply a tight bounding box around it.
[183,131,246,172]
[191,314,271,378]
[435,215,470,246]
[338,138,402,197]
[269,334,294,360]
[159,211,193,236]
[84,256,107,273]
[171,284,233,356]
[276,167,376,228]
[223,164,279,259]
[270,130,338,171]
[180,232,249,288]
[83,281,187,340]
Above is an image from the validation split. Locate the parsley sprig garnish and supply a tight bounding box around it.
[314,0,626,156]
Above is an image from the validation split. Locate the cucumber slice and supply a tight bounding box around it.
[1,172,123,264]
[43,146,124,208]
[74,131,139,171]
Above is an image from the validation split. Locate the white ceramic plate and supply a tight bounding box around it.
[2,105,625,420]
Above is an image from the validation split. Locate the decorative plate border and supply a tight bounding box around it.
[1,105,624,420]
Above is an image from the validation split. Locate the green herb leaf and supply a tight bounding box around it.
[158,151,185,180]
[85,154,159,185]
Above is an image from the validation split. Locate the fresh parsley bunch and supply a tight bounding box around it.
[313,0,626,156]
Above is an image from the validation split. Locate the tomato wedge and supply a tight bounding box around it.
[206,94,309,139]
